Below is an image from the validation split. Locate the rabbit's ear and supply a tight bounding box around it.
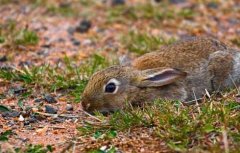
[119,55,132,66]
[135,68,187,87]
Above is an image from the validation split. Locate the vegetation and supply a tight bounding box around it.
[0,20,39,47]
[0,0,239,152]
[123,31,176,55]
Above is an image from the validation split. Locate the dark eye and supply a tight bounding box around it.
[105,82,116,93]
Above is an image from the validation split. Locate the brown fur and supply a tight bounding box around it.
[133,37,228,71]
[82,37,239,113]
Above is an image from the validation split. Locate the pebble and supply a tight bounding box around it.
[76,20,92,33]
[207,2,218,9]
[28,116,38,123]
[45,105,58,114]
[0,56,7,62]
[52,117,65,123]
[10,86,27,94]
[70,38,81,46]
[82,39,93,46]
[66,104,73,111]
[18,115,25,122]
[67,27,75,35]
[34,98,43,103]
[154,0,162,3]
[73,39,81,46]
[111,0,125,6]
[169,0,186,4]
[44,94,57,103]
[2,111,20,118]
[18,61,32,67]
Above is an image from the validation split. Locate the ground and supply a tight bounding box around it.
[0,0,240,153]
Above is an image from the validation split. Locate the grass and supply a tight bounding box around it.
[0,54,109,102]
[231,37,240,47]
[14,144,54,153]
[79,98,240,152]
[0,20,39,47]
[47,4,76,17]
[123,31,176,55]
[106,2,196,23]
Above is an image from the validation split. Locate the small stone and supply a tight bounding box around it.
[82,39,93,46]
[76,20,92,33]
[66,104,73,111]
[169,0,186,4]
[18,61,32,67]
[28,117,37,123]
[0,56,7,62]
[57,38,65,43]
[67,27,75,35]
[24,120,30,126]
[10,86,27,95]
[45,105,58,114]
[52,117,65,123]
[34,98,43,103]
[44,94,57,103]
[59,2,71,8]
[111,0,125,6]
[100,146,107,151]
[18,115,24,122]
[154,0,162,3]
[71,39,81,46]
[41,43,51,48]
[2,111,20,118]
[207,2,218,9]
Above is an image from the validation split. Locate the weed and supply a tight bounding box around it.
[0,130,12,141]
[15,144,53,153]
[88,146,117,153]
[14,29,39,45]
[0,20,39,47]
[0,36,5,43]
[106,2,195,23]
[231,37,240,47]
[123,31,176,55]
[0,54,110,102]
[79,98,240,152]
[47,4,75,17]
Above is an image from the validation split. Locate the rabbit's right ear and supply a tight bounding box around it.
[133,68,187,87]
[119,55,132,66]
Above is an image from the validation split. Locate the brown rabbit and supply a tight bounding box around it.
[82,37,240,113]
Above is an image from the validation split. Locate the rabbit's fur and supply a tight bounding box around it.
[82,37,240,113]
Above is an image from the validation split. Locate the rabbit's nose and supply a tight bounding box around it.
[81,100,91,111]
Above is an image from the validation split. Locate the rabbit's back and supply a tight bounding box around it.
[132,37,228,71]
[132,37,240,100]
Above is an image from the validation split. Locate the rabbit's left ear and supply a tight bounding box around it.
[119,55,132,66]
[134,68,187,87]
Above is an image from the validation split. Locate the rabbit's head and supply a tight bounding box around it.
[81,65,187,114]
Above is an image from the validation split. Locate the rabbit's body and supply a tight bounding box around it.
[82,37,240,113]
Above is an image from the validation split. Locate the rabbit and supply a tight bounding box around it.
[81,36,240,114]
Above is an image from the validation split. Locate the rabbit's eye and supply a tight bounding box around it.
[105,83,116,93]
[104,78,121,94]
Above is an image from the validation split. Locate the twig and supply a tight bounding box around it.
[222,126,229,153]
[229,74,240,94]
[192,88,201,114]
[183,98,203,105]
[72,141,76,153]
[1,142,16,153]
[205,89,211,100]
[81,110,102,122]
[84,120,109,126]
[60,141,73,153]
[34,111,81,118]
[36,126,66,129]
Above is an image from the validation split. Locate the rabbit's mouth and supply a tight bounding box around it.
[81,100,117,115]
